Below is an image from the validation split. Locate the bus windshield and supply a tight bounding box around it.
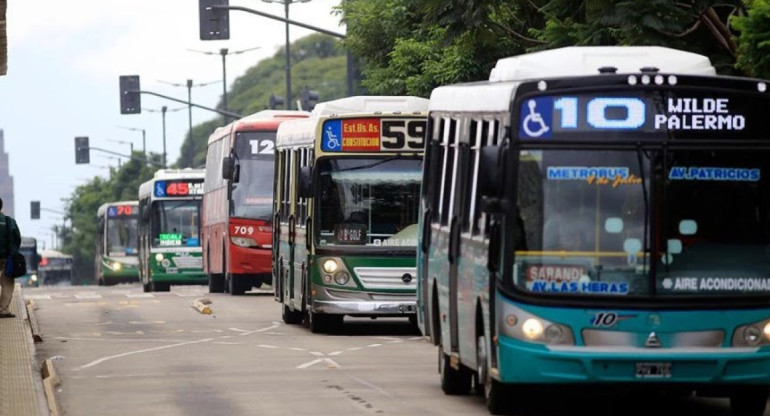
[316,157,421,247]
[231,131,275,221]
[514,149,651,297]
[107,217,138,256]
[151,200,201,248]
[659,149,770,296]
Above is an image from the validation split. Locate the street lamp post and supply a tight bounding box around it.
[262,0,311,110]
[116,126,146,158]
[187,46,261,121]
[158,79,219,167]
[143,105,186,168]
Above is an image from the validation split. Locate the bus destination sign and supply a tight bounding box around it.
[517,90,769,140]
[107,205,136,217]
[153,180,204,198]
[321,118,426,152]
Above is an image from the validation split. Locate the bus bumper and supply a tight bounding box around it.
[497,335,770,385]
[313,300,416,316]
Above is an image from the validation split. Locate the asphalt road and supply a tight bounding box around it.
[25,283,760,416]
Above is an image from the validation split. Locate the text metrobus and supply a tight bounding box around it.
[419,46,770,415]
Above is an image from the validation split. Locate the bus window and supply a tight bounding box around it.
[152,200,202,247]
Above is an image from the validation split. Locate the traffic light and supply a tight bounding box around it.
[269,94,284,109]
[301,87,319,111]
[75,136,90,164]
[119,75,141,114]
[199,0,230,40]
[30,201,40,220]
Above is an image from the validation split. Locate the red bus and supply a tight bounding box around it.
[203,110,309,295]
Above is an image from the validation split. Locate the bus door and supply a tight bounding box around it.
[444,120,465,352]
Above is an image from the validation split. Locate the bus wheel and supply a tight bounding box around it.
[152,281,170,292]
[477,335,509,414]
[282,304,303,325]
[439,346,472,395]
[309,311,342,334]
[228,274,246,296]
[142,279,151,293]
[730,387,768,416]
[208,271,224,293]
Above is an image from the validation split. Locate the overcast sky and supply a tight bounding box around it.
[0,0,344,248]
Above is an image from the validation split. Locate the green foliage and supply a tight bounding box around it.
[338,0,750,96]
[176,33,351,168]
[733,0,770,78]
[60,153,161,284]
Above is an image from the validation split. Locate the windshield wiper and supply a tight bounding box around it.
[333,155,414,173]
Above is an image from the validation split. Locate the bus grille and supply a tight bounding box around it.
[353,267,417,290]
[172,257,203,269]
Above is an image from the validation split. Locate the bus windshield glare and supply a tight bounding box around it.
[316,157,421,247]
[151,200,201,248]
[107,217,138,256]
[231,131,275,221]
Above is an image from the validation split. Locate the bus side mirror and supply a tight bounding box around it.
[222,156,234,180]
[298,166,313,198]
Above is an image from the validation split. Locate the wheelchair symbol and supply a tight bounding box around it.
[155,182,165,197]
[522,100,550,138]
[325,126,341,150]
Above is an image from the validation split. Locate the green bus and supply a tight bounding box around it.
[95,201,139,285]
[274,96,429,333]
[138,169,206,292]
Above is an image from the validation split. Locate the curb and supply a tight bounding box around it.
[41,359,62,416]
[192,298,213,315]
[26,299,43,343]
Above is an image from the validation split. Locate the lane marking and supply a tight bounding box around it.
[126,294,154,298]
[366,344,383,348]
[258,344,278,349]
[213,342,243,345]
[75,294,103,299]
[25,294,51,300]
[76,338,215,370]
[348,374,392,397]
[297,357,340,369]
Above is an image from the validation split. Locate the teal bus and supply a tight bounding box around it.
[418,46,770,415]
[95,201,139,285]
[138,169,206,292]
[275,96,429,333]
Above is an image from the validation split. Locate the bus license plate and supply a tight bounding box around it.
[399,304,416,313]
[635,362,671,378]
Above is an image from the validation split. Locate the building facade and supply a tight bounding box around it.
[0,130,14,216]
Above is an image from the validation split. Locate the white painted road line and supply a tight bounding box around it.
[75,294,103,299]
[25,295,51,300]
[126,293,154,298]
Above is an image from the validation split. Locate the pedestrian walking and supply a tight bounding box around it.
[0,198,21,318]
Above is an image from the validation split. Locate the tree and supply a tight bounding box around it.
[732,0,770,78]
[336,0,749,97]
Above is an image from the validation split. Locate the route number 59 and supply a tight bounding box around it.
[381,119,426,150]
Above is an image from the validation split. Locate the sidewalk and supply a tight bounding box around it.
[0,284,48,416]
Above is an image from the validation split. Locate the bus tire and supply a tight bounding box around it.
[151,281,170,292]
[208,271,224,293]
[439,347,472,395]
[309,311,341,334]
[476,334,509,414]
[228,274,246,295]
[282,304,303,325]
[730,387,768,416]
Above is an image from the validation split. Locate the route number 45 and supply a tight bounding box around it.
[381,119,426,150]
[250,139,275,155]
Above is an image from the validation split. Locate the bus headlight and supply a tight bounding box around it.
[30,274,38,282]
[521,318,544,340]
[155,253,164,262]
[734,319,770,346]
[322,259,339,273]
[499,301,575,346]
[231,236,258,248]
[334,271,350,286]
[113,262,122,271]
